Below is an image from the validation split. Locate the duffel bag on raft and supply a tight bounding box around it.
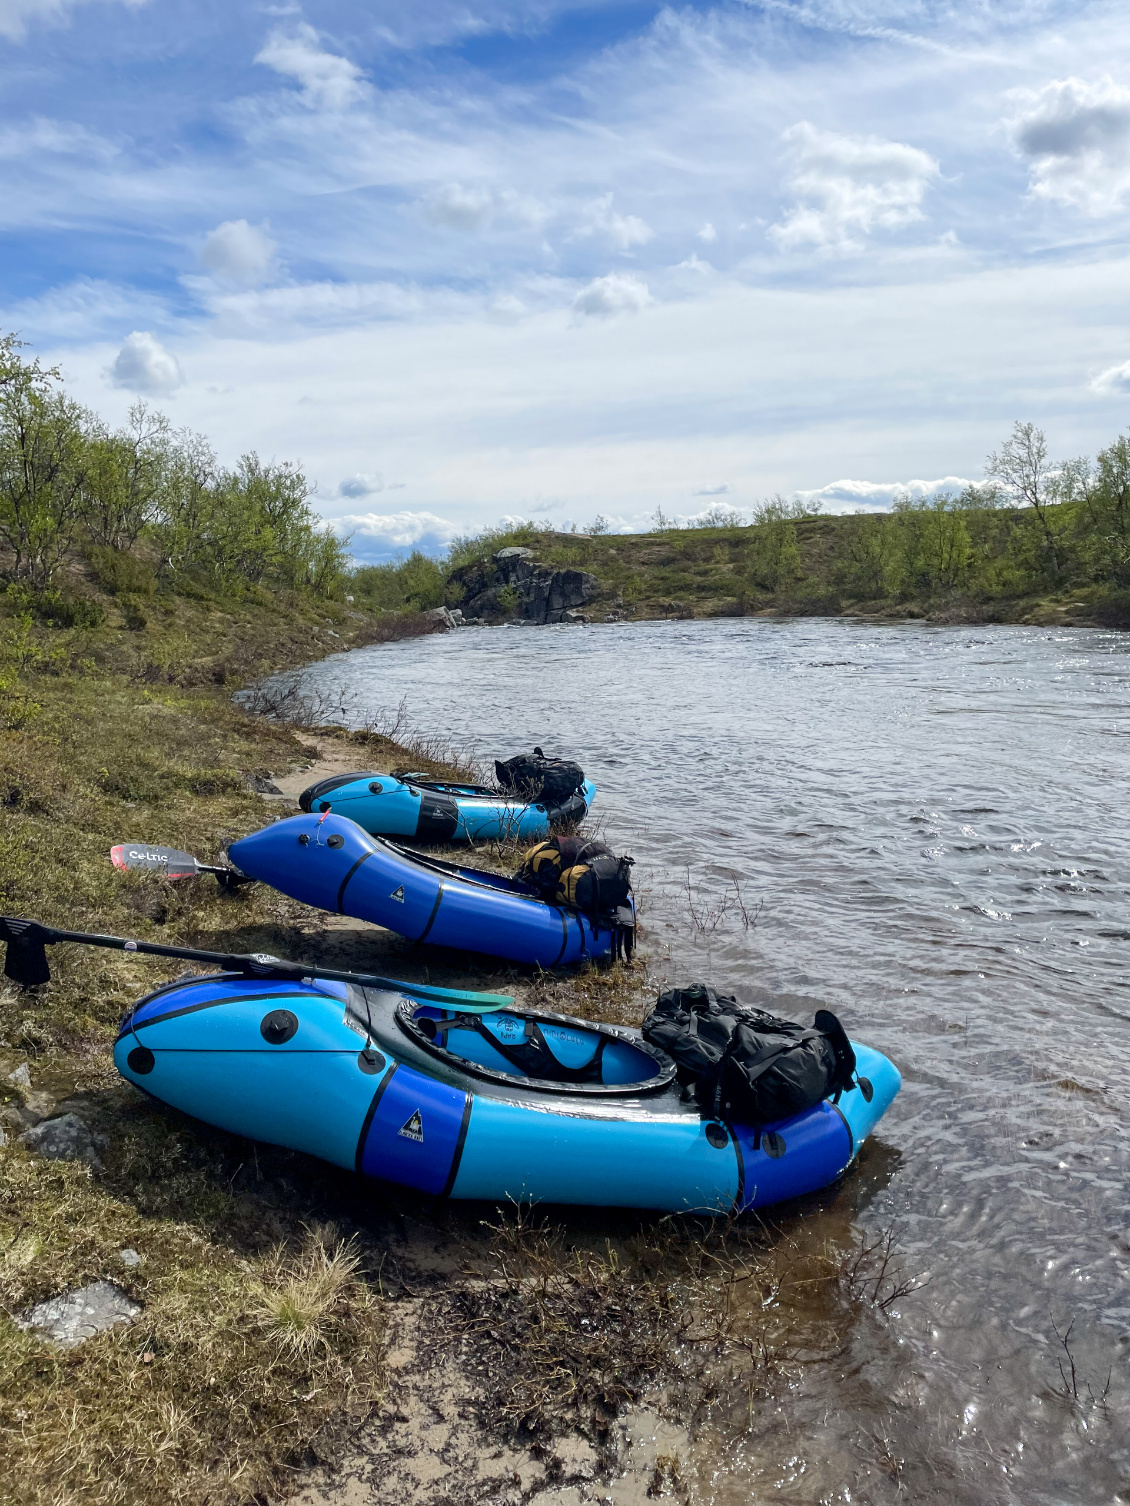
[520,835,634,916]
[495,748,585,807]
[641,984,861,1128]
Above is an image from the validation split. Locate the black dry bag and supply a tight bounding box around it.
[641,985,857,1127]
[495,748,585,807]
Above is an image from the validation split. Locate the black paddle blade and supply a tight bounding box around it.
[111,843,203,879]
[0,917,53,987]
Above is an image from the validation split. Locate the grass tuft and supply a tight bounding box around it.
[255,1228,366,1361]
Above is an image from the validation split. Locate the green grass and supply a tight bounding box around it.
[0,576,456,1506]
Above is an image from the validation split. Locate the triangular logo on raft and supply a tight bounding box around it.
[390,885,405,902]
[398,1110,424,1142]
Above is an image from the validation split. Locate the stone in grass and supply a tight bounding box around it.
[18,1281,140,1348]
[19,1114,103,1170]
[119,1249,142,1268]
[7,1062,31,1087]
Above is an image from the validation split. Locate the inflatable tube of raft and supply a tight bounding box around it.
[298,771,596,844]
[228,812,632,968]
[114,975,901,1214]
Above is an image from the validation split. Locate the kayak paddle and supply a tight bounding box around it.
[0,915,513,1012]
[110,843,247,888]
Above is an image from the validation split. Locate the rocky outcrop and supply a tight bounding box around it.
[451,547,598,626]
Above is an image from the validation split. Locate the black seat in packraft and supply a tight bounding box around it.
[641,984,863,1134]
[520,835,635,961]
[495,748,585,810]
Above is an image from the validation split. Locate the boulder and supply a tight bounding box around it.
[18,1281,140,1348]
[20,1114,103,1170]
[7,1062,31,1088]
[422,606,459,631]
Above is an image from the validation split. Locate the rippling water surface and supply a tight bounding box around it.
[294,618,1130,1504]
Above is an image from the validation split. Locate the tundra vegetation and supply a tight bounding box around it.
[0,333,1072,1502]
[357,422,1130,629]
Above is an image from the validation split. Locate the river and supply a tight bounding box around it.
[286,616,1130,1505]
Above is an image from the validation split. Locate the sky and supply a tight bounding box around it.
[4,0,1130,560]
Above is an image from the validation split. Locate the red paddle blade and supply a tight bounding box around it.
[110,844,202,879]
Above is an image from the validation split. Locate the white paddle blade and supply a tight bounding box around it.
[110,844,204,880]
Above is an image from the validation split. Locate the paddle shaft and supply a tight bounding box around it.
[0,917,512,1010]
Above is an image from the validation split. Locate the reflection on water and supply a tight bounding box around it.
[288,618,1130,1504]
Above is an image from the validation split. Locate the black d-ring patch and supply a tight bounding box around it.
[260,1009,299,1044]
[705,1122,729,1149]
[127,1045,155,1074]
[857,1076,874,1102]
[762,1130,786,1159]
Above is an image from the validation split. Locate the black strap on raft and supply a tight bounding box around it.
[425,1014,608,1085]
[611,905,635,964]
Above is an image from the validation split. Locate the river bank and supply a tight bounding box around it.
[4,592,1125,1506]
[275,617,1130,1506]
[1,585,859,1506]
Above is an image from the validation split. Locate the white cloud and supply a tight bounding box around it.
[575,193,653,252]
[335,510,459,562]
[489,295,527,323]
[421,184,495,232]
[1090,359,1130,395]
[769,121,939,253]
[107,331,183,396]
[339,473,384,498]
[571,272,652,321]
[697,222,717,243]
[693,482,731,496]
[675,254,713,273]
[199,219,277,287]
[0,117,116,161]
[1010,77,1130,215]
[0,0,144,42]
[794,475,976,512]
[255,23,368,111]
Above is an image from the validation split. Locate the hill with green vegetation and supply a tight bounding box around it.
[354,424,1130,631]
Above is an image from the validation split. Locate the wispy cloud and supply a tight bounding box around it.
[1089,358,1130,394]
[573,193,653,252]
[254,22,369,111]
[0,0,145,43]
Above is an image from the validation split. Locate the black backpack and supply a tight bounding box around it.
[495,748,585,807]
[641,985,860,1129]
[519,835,633,916]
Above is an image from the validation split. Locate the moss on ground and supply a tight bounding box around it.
[0,584,462,1505]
